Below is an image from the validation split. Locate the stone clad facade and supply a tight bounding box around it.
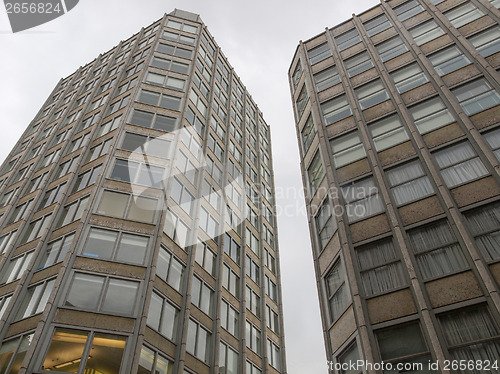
[290,0,500,372]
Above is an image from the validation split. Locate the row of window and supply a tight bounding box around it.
[335,304,500,374]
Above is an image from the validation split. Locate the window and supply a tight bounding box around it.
[221,300,239,337]
[223,264,240,298]
[171,178,194,214]
[0,332,34,373]
[356,239,406,296]
[394,0,424,21]
[145,72,185,91]
[190,88,208,117]
[321,95,352,125]
[0,294,12,320]
[224,234,241,264]
[485,128,500,161]
[465,202,500,262]
[345,52,374,77]
[130,108,177,132]
[41,149,60,167]
[364,14,391,36]
[0,188,18,207]
[429,46,471,76]
[336,28,361,51]
[266,305,280,335]
[177,150,198,185]
[246,361,262,374]
[265,250,276,274]
[65,272,139,315]
[391,63,428,93]
[409,96,454,134]
[469,26,500,57]
[376,322,433,370]
[151,56,189,74]
[157,42,192,60]
[196,242,217,276]
[316,197,337,250]
[72,166,101,193]
[166,19,198,33]
[162,30,195,45]
[97,116,122,137]
[199,206,218,238]
[147,291,179,340]
[186,319,211,363]
[86,139,112,163]
[330,131,366,168]
[336,341,361,374]
[96,190,158,224]
[38,233,74,269]
[307,43,332,65]
[267,340,281,371]
[157,245,185,291]
[139,88,182,111]
[308,151,325,196]
[246,286,260,317]
[445,3,484,28]
[407,220,468,280]
[410,20,445,46]
[107,94,130,115]
[314,66,341,92]
[110,159,165,188]
[291,63,302,90]
[164,209,190,249]
[192,276,214,316]
[15,278,55,320]
[265,275,277,302]
[452,78,500,116]
[386,160,433,205]
[21,214,52,244]
[246,255,260,285]
[369,114,409,151]
[219,342,239,374]
[137,345,174,374]
[121,132,171,159]
[246,321,262,354]
[342,177,384,222]
[295,86,308,119]
[82,227,149,265]
[7,199,34,225]
[0,231,17,255]
[434,141,488,187]
[42,328,126,373]
[438,305,500,367]
[185,106,206,137]
[355,80,389,110]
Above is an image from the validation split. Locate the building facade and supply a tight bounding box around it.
[289,0,500,372]
[0,9,286,374]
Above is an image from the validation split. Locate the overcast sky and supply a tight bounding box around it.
[0,0,378,372]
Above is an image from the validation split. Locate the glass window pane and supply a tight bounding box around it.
[102,279,138,315]
[84,333,126,373]
[65,273,104,310]
[115,233,148,265]
[97,190,129,218]
[127,196,157,223]
[42,328,89,372]
[83,228,117,260]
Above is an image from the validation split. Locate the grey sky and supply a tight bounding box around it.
[0,0,377,372]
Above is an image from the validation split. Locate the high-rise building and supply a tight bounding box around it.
[0,9,286,374]
[290,0,500,371]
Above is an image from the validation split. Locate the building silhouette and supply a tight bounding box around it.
[289,0,500,372]
[0,9,286,374]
